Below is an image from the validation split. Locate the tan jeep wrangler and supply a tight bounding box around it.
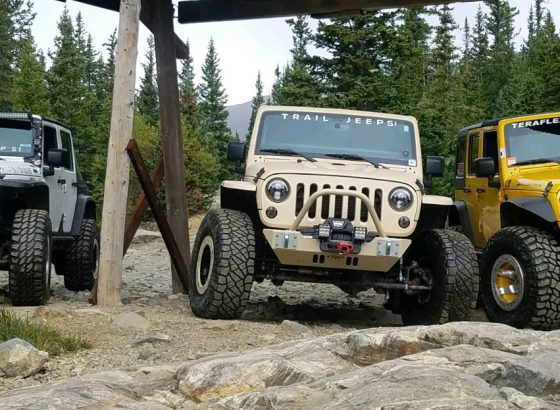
[189,106,479,325]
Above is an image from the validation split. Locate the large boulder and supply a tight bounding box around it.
[0,338,48,378]
[1,322,559,409]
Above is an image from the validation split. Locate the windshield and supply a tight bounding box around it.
[256,111,417,166]
[0,120,33,157]
[505,116,560,166]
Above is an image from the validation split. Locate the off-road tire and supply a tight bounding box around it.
[9,209,51,306]
[189,209,255,319]
[401,229,479,326]
[481,226,560,330]
[62,219,99,292]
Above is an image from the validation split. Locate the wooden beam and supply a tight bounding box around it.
[123,156,164,254]
[153,0,191,293]
[97,0,141,307]
[56,0,189,59]
[127,139,189,292]
[178,0,479,23]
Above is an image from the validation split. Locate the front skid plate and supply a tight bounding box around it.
[263,229,410,273]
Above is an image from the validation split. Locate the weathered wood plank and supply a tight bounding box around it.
[127,139,189,292]
[97,0,141,307]
[123,156,164,255]
[178,0,478,23]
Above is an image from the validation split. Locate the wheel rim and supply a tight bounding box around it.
[44,234,51,276]
[92,237,100,280]
[196,236,214,294]
[491,254,524,311]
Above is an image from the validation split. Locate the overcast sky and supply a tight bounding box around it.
[33,1,559,105]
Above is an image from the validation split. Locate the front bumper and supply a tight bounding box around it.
[263,229,410,272]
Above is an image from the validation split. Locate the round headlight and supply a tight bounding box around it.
[266,178,290,202]
[389,187,413,211]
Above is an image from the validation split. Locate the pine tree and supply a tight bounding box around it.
[178,40,199,132]
[246,71,265,145]
[198,38,232,180]
[136,35,159,127]
[0,0,35,111]
[47,8,87,127]
[484,0,519,117]
[387,8,431,113]
[270,65,284,105]
[9,32,50,114]
[312,10,396,110]
[275,16,320,106]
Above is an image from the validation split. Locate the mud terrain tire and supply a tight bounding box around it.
[9,209,51,306]
[401,229,479,325]
[481,226,560,330]
[189,209,255,319]
[61,219,99,292]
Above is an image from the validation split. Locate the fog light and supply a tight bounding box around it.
[353,226,367,241]
[399,216,410,228]
[266,206,278,218]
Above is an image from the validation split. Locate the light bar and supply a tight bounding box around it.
[318,224,331,238]
[0,112,31,120]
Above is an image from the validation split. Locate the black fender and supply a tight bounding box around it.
[501,197,556,227]
[448,201,474,242]
[70,194,96,236]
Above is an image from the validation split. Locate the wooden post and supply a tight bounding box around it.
[153,0,191,293]
[97,0,141,307]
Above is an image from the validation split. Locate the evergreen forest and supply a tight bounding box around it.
[1,0,559,214]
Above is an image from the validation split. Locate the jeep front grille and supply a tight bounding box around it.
[295,183,382,223]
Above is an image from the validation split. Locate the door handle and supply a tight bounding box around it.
[57,179,66,184]
[477,188,486,193]
[463,187,472,193]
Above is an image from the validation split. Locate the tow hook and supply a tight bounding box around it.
[336,241,354,255]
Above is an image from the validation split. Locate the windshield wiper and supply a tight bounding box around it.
[512,158,560,167]
[325,153,388,169]
[260,148,317,162]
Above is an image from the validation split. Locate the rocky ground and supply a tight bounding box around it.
[0,214,435,394]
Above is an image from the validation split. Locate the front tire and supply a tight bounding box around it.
[400,229,479,326]
[61,219,99,292]
[9,209,51,306]
[189,209,255,319]
[481,226,560,330]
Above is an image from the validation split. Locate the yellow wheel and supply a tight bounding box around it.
[491,255,524,310]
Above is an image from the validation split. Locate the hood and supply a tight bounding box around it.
[506,167,560,194]
[0,157,42,180]
[246,160,422,191]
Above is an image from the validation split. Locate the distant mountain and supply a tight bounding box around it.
[226,97,270,141]
[226,100,252,141]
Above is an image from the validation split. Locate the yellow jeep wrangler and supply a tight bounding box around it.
[450,112,560,330]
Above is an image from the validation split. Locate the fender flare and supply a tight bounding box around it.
[70,194,96,236]
[502,197,556,224]
[450,201,474,242]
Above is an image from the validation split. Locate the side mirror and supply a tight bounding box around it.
[474,157,495,178]
[475,157,500,188]
[46,148,66,167]
[424,156,445,188]
[227,142,246,174]
[425,156,445,177]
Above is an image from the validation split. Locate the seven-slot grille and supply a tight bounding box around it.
[295,183,382,223]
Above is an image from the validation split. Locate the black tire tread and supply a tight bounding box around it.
[481,226,560,330]
[402,229,479,325]
[62,219,98,292]
[189,209,255,319]
[9,209,51,306]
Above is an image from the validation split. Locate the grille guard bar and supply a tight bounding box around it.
[290,189,386,238]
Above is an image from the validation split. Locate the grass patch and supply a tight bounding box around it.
[0,309,91,356]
